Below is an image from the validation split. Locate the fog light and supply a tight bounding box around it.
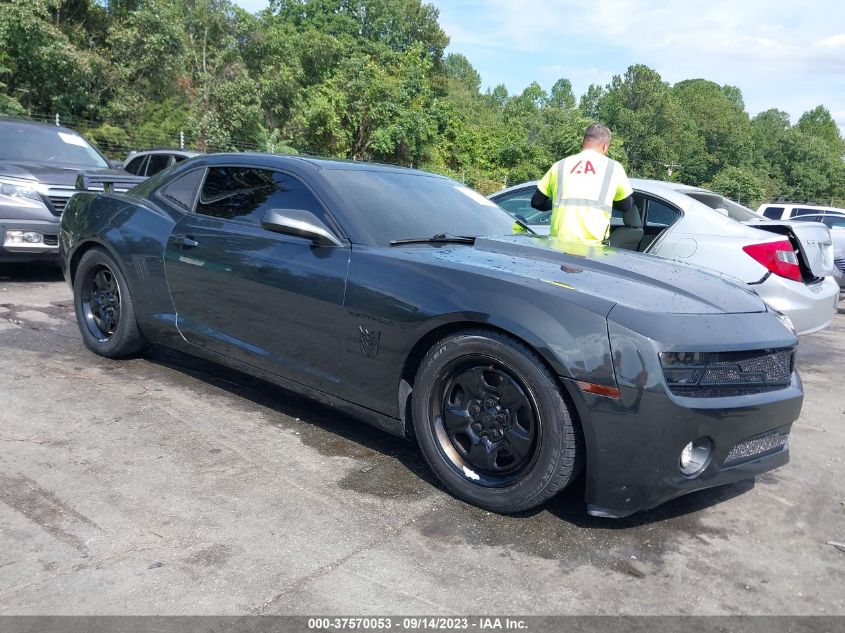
[679,438,712,477]
[4,230,43,245]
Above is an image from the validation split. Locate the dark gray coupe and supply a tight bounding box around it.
[60,154,803,518]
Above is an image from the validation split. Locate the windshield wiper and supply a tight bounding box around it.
[513,215,538,235]
[390,233,477,246]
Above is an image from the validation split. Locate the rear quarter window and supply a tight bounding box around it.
[158,168,205,211]
[645,199,681,227]
[762,206,784,219]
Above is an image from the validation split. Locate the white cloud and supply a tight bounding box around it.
[818,33,845,48]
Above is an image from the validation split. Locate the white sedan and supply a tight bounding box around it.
[490,179,839,335]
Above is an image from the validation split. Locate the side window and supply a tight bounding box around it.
[824,216,845,230]
[493,188,550,224]
[792,208,818,217]
[125,156,147,175]
[196,167,327,226]
[158,169,205,211]
[644,198,681,228]
[762,206,784,219]
[145,154,171,176]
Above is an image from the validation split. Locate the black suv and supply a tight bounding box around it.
[0,117,132,262]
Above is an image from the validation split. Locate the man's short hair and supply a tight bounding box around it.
[583,123,611,145]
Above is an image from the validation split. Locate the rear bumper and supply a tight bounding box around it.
[0,219,60,262]
[754,274,839,335]
[567,378,800,518]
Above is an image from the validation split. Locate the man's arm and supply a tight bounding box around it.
[612,194,634,213]
[531,188,553,211]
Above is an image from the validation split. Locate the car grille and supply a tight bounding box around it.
[661,348,795,398]
[835,256,845,273]
[723,432,788,466]
[46,196,68,216]
[44,188,76,217]
[43,234,58,246]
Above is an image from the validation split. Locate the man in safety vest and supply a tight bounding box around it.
[531,123,634,243]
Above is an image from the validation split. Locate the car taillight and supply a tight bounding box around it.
[742,240,802,282]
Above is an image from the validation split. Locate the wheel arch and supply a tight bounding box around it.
[68,238,128,287]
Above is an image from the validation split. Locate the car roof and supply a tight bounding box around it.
[128,148,200,156]
[0,116,86,138]
[197,153,445,178]
[490,181,538,197]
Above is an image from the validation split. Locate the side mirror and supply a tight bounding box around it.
[109,160,124,170]
[261,208,343,247]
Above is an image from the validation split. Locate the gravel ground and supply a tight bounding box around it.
[0,261,843,615]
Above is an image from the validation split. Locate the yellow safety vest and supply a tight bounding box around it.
[537,149,633,243]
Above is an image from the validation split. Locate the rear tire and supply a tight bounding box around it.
[412,330,582,513]
[73,247,147,358]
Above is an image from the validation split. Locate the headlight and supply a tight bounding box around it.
[659,351,704,386]
[0,178,43,203]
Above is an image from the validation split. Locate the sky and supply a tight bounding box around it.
[232,0,845,132]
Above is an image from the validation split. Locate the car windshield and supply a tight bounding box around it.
[325,169,516,245]
[0,122,108,168]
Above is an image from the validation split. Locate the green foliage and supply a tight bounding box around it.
[0,1,842,206]
[708,166,765,207]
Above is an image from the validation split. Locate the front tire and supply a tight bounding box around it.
[73,247,147,358]
[412,330,582,513]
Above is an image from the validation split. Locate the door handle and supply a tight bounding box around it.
[174,235,199,248]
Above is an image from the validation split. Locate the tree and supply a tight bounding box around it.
[796,105,845,154]
[578,83,603,119]
[549,78,575,110]
[708,166,765,207]
[598,65,688,179]
[443,53,481,93]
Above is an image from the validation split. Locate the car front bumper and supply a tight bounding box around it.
[565,309,803,518]
[566,377,800,518]
[754,274,839,335]
[0,219,60,262]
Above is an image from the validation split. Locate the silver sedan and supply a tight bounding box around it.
[491,179,839,335]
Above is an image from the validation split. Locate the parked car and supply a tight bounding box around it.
[0,117,136,263]
[789,211,845,290]
[491,180,838,335]
[60,154,802,518]
[757,202,845,220]
[124,149,200,178]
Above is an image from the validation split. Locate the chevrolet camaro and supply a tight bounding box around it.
[60,154,803,518]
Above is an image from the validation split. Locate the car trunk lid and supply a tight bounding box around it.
[746,220,834,280]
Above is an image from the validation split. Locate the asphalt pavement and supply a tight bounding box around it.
[1,261,843,615]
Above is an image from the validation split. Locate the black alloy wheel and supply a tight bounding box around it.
[81,265,122,342]
[432,359,540,487]
[413,330,582,513]
[73,247,147,358]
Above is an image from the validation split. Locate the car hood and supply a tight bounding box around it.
[412,235,767,316]
[0,160,124,187]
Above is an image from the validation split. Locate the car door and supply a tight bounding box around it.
[162,164,351,390]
